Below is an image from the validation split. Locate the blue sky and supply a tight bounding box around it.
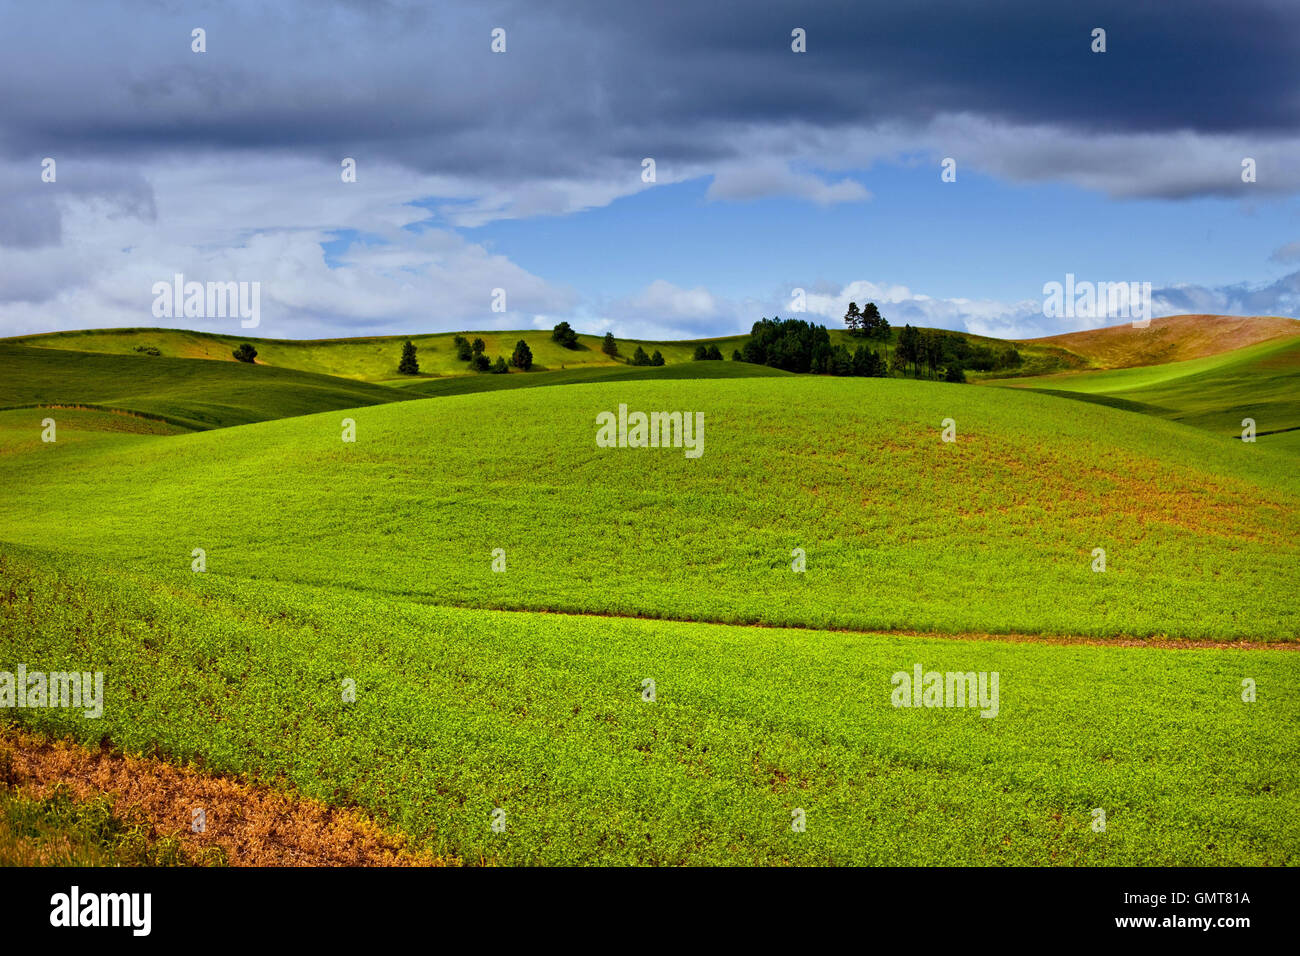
[1,0,1298,340]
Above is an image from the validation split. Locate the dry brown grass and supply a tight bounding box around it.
[1025,314,1300,368]
[0,726,454,866]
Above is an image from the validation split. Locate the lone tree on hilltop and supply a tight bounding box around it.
[398,340,420,374]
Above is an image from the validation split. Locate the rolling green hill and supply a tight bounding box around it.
[0,342,412,430]
[1,378,1293,640]
[2,377,1297,866]
[5,324,1078,383]
[996,334,1300,444]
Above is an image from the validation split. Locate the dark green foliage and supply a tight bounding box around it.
[454,336,473,362]
[471,338,486,356]
[738,317,831,372]
[843,301,862,335]
[551,322,580,349]
[601,333,618,358]
[491,356,509,374]
[510,339,534,370]
[232,343,258,364]
[473,353,492,372]
[650,350,664,367]
[631,346,651,366]
[398,340,420,375]
[133,345,161,356]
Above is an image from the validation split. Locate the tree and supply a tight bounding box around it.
[473,353,492,372]
[454,335,473,361]
[232,343,258,364]
[997,346,1023,369]
[732,349,743,361]
[843,301,862,336]
[943,364,967,383]
[706,344,723,361]
[471,337,486,356]
[396,340,419,374]
[510,339,534,370]
[650,350,664,366]
[551,321,579,349]
[896,324,920,377]
[631,345,651,366]
[491,356,509,374]
[693,345,709,361]
[602,332,619,358]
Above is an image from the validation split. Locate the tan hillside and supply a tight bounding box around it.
[1024,314,1300,369]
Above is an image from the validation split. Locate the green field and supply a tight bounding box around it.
[0,342,412,430]
[996,335,1300,444]
[5,324,1079,384]
[1,324,1297,866]
[3,547,1296,865]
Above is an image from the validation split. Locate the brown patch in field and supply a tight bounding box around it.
[1026,314,1300,368]
[0,726,452,867]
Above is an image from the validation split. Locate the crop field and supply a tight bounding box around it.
[0,379,1294,640]
[3,547,1297,866]
[5,324,1079,383]
[997,335,1300,443]
[1,326,1298,867]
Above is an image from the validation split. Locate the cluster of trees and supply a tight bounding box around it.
[693,344,723,361]
[232,343,258,363]
[843,301,891,341]
[732,318,886,377]
[892,326,1021,382]
[630,346,665,366]
[551,321,580,349]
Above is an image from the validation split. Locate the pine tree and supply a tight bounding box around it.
[510,339,534,370]
[398,340,419,374]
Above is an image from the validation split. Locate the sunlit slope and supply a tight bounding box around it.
[999,335,1300,443]
[5,327,747,382]
[4,546,1296,865]
[392,358,796,397]
[1,378,1294,639]
[1025,314,1300,369]
[0,343,411,430]
[6,325,1078,382]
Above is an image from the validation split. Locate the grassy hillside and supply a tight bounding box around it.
[393,358,796,397]
[6,324,1079,383]
[5,327,749,383]
[1,378,1294,640]
[0,342,411,430]
[3,545,1296,866]
[998,335,1300,443]
[1025,313,1300,369]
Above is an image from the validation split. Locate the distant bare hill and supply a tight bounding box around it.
[1024,314,1300,369]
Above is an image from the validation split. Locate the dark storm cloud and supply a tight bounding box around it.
[0,0,1296,196]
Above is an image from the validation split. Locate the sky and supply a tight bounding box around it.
[1,0,1299,341]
